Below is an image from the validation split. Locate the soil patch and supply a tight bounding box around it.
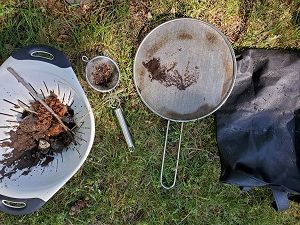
[69,199,89,216]
[129,0,152,43]
[207,1,255,43]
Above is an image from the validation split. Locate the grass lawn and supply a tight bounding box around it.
[0,0,300,224]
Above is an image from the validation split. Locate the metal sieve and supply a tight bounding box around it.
[133,18,237,189]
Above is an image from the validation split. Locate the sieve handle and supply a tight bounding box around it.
[0,194,45,215]
[160,121,184,190]
[12,45,71,68]
[114,107,134,151]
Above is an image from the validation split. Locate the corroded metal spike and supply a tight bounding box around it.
[43,81,49,93]
[3,99,20,108]
[0,112,14,117]
[40,89,46,99]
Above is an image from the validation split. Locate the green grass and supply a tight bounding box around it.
[0,0,300,224]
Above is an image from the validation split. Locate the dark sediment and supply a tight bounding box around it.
[0,92,76,180]
[92,63,113,87]
[142,57,199,90]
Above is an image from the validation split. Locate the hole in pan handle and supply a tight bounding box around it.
[160,121,184,190]
[0,194,45,215]
[12,44,71,68]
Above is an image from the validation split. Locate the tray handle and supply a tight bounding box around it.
[0,194,45,215]
[12,44,71,68]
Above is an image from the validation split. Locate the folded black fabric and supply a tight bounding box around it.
[216,49,300,211]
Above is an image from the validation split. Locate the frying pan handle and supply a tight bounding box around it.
[12,44,71,68]
[0,194,45,215]
[160,121,184,190]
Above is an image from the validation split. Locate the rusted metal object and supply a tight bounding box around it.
[133,18,237,189]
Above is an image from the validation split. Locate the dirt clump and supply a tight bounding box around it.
[92,63,113,87]
[0,91,76,180]
[129,0,152,42]
[69,199,89,216]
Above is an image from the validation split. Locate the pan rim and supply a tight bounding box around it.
[133,17,237,122]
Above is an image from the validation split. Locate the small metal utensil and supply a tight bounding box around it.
[83,55,134,151]
[82,55,120,93]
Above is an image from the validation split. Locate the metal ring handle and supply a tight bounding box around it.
[160,121,184,189]
[82,55,89,63]
[108,94,121,109]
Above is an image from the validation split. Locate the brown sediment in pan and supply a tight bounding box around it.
[0,91,76,180]
[142,57,199,91]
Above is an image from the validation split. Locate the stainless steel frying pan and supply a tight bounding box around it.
[133,18,236,189]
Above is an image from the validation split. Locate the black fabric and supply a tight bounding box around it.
[216,49,300,211]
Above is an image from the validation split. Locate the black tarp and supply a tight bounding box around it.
[216,49,300,211]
